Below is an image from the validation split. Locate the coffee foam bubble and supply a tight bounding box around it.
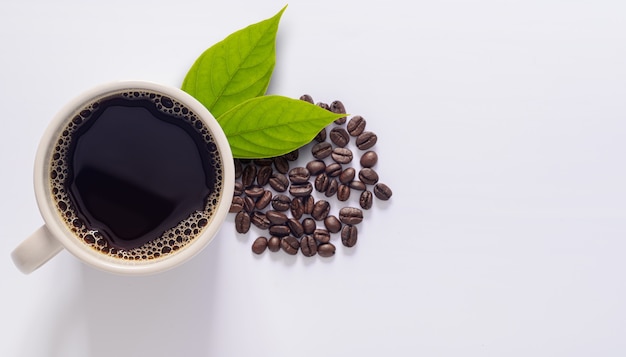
[49,90,224,262]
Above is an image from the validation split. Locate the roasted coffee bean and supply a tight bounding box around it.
[311,200,331,221]
[356,131,377,150]
[244,185,264,198]
[306,160,326,175]
[324,215,342,233]
[281,236,300,255]
[273,156,290,174]
[255,190,272,210]
[303,195,315,214]
[330,100,347,124]
[251,211,270,229]
[230,196,244,213]
[300,94,314,103]
[266,210,288,225]
[254,158,273,166]
[339,167,356,184]
[318,243,336,257]
[314,128,327,142]
[252,236,268,254]
[349,180,366,191]
[360,151,378,168]
[316,102,330,111]
[268,236,281,252]
[315,173,330,192]
[241,164,257,187]
[347,115,366,136]
[341,225,358,247]
[283,149,299,161]
[339,207,363,225]
[313,228,331,243]
[359,168,379,185]
[337,184,350,201]
[234,181,243,196]
[290,197,304,220]
[302,218,316,235]
[325,163,342,177]
[235,211,251,233]
[312,142,332,159]
[256,165,273,186]
[269,173,289,192]
[374,183,393,200]
[288,167,310,184]
[325,178,338,197]
[300,235,318,257]
[331,147,353,164]
[360,190,373,210]
[234,159,243,179]
[243,196,256,213]
[289,182,313,197]
[269,224,291,237]
[329,127,350,147]
[287,218,305,238]
[271,194,291,211]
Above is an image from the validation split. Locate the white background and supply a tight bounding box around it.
[1,0,625,356]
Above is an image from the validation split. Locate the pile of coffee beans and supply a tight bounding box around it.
[229,95,392,257]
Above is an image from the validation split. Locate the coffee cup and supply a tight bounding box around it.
[11,81,234,275]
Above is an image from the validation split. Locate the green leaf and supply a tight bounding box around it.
[182,6,286,118]
[218,95,346,158]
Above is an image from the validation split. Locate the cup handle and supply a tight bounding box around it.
[11,225,63,274]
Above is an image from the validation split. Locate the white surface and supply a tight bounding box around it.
[1,0,625,356]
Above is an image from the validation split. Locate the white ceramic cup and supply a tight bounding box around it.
[11,81,234,275]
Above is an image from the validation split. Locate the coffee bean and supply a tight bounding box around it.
[300,235,318,257]
[331,147,353,164]
[306,160,326,175]
[329,127,350,147]
[339,167,356,184]
[252,236,268,254]
[235,211,251,233]
[325,178,338,197]
[255,190,272,210]
[271,194,291,211]
[256,165,273,186]
[314,128,327,142]
[273,156,290,174]
[269,173,289,192]
[283,149,299,161]
[356,131,377,150]
[359,168,379,185]
[315,173,330,192]
[289,182,313,197]
[290,197,304,220]
[302,218,316,234]
[339,207,363,225]
[234,159,243,179]
[244,185,264,198]
[254,158,273,166]
[234,181,243,196]
[359,190,373,210]
[311,200,330,221]
[281,236,299,255]
[312,142,332,159]
[360,151,378,168]
[287,218,304,238]
[230,196,244,213]
[316,102,330,111]
[374,183,393,200]
[347,115,366,136]
[337,184,350,201]
[288,167,310,184]
[268,236,281,252]
[330,100,347,124]
[325,163,342,177]
[349,180,366,191]
[243,196,255,213]
[251,211,270,229]
[341,225,358,247]
[241,164,257,187]
[318,243,336,257]
[300,94,314,103]
[269,224,291,237]
[313,229,331,243]
[266,210,288,225]
[324,215,342,233]
[303,195,315,215]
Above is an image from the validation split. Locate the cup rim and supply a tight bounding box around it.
[34,80,234,275]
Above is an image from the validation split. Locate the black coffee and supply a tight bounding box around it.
[50,90,224,260]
